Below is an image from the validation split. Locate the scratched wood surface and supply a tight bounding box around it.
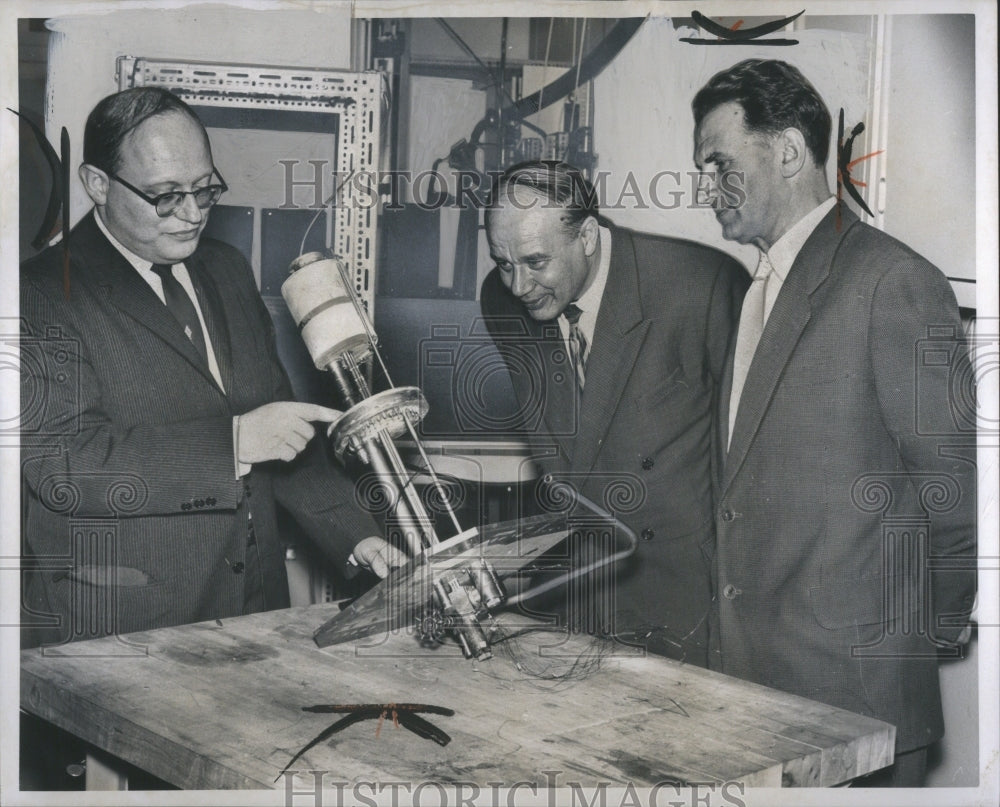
[20,603,895,790]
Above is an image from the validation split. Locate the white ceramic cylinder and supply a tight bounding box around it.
[281,252,370,368]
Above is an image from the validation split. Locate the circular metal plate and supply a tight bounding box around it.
[328,387,429,462]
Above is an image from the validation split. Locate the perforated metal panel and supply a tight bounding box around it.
[117,56,384,313]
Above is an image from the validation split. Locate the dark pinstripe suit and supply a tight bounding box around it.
[20,212,377,646]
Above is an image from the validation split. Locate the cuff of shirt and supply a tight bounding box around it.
[233,416,252,479]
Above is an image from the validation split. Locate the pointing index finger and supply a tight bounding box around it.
[289,403,345,423]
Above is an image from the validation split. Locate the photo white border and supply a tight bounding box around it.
[1,2,995,806]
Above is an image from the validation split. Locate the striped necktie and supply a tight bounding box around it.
[564,303,588,391]
[150,263,208,365]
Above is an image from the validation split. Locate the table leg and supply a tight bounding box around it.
[84,753,128,790]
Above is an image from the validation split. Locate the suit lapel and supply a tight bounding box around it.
[74,214,225,391]
[537,318,578,462]
[722,205,853,492]
[571,226,648,474]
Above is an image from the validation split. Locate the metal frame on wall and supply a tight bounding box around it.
[116,56,385,313]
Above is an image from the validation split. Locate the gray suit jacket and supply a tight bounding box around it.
[20,212,378,647]
[711,205,977,751]
[482,222,747,664]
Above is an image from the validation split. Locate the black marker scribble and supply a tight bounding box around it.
[7,108,63,250]
[837,108,884,220]
[681,10,803,46]
[276,702,454,780]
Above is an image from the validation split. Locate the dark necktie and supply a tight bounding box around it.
[150,263,208,365]
[564,303,588,391]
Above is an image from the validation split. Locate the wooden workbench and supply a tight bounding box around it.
[20,603,894,790]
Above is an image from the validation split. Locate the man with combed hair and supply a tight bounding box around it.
[480,160,747,665]
[692,58,977,786]
[20,87,400,650]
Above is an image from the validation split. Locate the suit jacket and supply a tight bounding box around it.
[481,222,747,665]
[20,212,378,647]
[711,206,977,752]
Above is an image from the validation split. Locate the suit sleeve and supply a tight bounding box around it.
[869,261,977,645]
[20,277,242,518]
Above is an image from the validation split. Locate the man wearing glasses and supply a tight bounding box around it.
[19,87,399,652]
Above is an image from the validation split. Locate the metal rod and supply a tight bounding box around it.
[364,437,424,556]
[400,411,463,538]
[376,429,440,546]
[328,358,360,407]
[342,349,372,399]
[331,254,396,389]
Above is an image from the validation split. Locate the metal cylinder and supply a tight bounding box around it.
[473,560,505,610]
[364,436,426,557]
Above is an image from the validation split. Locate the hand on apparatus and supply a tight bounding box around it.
[350,536,408,578]
[237,402,343,464]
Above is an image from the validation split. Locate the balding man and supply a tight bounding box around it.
[480,160,746,665]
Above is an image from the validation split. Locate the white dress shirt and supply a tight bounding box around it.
[758,196,837,325]
[557,225,612,361]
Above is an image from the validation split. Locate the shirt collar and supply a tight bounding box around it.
[764,197,837,282]
[93,209,156,272]
[574,225,612,316]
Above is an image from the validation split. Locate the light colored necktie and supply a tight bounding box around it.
[564,303,588,391]
[728,252,774,450]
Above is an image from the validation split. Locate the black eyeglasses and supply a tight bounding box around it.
[108,168,228,217]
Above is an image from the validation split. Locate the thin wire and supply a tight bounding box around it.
[331,255,393,384]
[330,258,462,540]
[399,413,464,538]
[474,619,607,689]
[299,169,355,256]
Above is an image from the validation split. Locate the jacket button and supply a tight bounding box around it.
[641,457,654,471]
[206,497,217,506]
[194,499,205,508]
[181,502,192,511]
[723,584,741,599]
[721,509,735,522]
[232,561,245,574]
[641,528,654,541]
